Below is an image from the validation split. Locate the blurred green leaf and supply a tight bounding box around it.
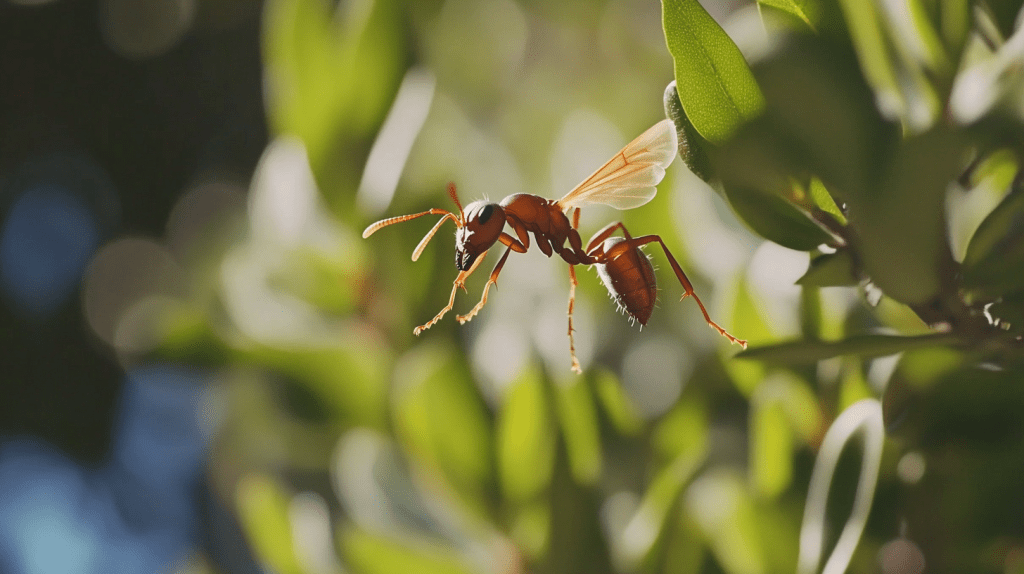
[836,0,905,121]
[340,528,476,574]
[250,339,390,428]
[839,359,874,410]
[797,250,858,287]
[897,346,966,388]
[263,0,404,205]
[724,280,773,396]
[737,333,960,365]
[653,395,709,462]
[392,344,494,504]
[236,475,304,574]
[553,377,602,486]
[751,398,793,499]
[685,470,767,574]
[510,500,551,559]
[849,128,966,305]
[498,369,556,503]
[758,0,820,31]
[593,370,642,435]
[939,0,971,56]
[664,80,715,182]
[661,0,765,145]
[962,189,1024,300]
[621,442,707,566]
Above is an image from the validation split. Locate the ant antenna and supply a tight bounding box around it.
[447,182,465,224]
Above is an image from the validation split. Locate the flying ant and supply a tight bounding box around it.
[363,119,746,373]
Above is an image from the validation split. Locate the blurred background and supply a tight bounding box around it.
[2,0,1023,572]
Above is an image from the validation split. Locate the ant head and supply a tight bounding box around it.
[455,200,506,271]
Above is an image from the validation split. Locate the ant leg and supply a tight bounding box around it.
[631,235,747,348]
[584,221,632,253]
[457,245,514,324]
[567,264,582,374]
[414,251,488,335]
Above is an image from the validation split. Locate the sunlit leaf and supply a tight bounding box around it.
[498,369,555,503]
[807,177,846,224]
[797,250,858,287]
[661,0,765,145]
[737,333,961,365]
[554,377,602,485]
[340,528,476,574]
[758,0,821,32]
[236,475,303,574]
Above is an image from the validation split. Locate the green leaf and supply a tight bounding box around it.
[836,0,905,120]
[235,475,303,574]
[721,184,835,251]
[554,377,602,485]
[685,470,768,574]
[664,80,715,182]
[758,0,820,32]
[340,528,476,574]
[737,333,961,365]
[498,369,556,503]
[593,370,642,435]
[849,128,966,305]
[807,177,846,224]
[797,250,858,287]
[662,0,765,145]
[392,344,493,501]
[962,190,1024,300]
[751,399,793,499]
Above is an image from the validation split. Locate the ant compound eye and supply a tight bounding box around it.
[478,204,494,225]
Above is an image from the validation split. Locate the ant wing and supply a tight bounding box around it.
[556,119,678,212]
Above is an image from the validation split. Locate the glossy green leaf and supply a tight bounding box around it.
[797,250,858,287]
[664,80,714,182]
[554,377,602,485]
[737,333,961,365]
[392,344,493,500]
[498,369,556,503]
[340,528,476,574]
[962,190,1024,299]
[758,0,821,31]
[849,128,966,305]
[662,0,765,145]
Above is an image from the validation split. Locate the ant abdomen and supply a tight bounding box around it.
[594,237,657,326]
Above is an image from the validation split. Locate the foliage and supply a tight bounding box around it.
[101,0,1024,572]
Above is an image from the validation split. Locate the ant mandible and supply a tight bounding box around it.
[363,119,746,373]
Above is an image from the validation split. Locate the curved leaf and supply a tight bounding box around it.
[665,80,715,182]
[662,0,765,144]
[737,333,961,365]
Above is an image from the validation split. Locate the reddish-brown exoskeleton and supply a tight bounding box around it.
[363,119,746,373]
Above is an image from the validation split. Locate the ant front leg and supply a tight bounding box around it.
[415,250,488,335]
[456,233,526,325]
[631,234,747,348]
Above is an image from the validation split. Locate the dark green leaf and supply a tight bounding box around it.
[736,333,961,364]
[664,80,715,182]
[962,190,1024,300]
[722,184,835,251]
[849,128,966,305]
[662,0,765,144]
[797,250,858,287]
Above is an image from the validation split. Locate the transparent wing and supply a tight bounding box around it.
[556,119,678,212]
